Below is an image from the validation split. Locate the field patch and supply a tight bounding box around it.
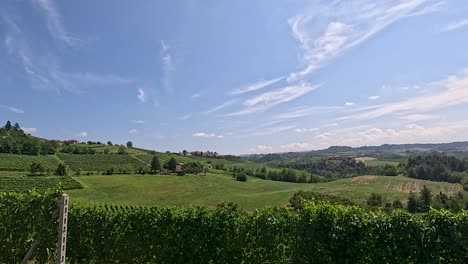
[57,153,146,171]
[0,176,82,192]
[0,154,60,171]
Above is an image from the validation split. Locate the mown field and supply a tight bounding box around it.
[67,174,463,210]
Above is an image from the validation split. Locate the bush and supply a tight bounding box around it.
[235,172,247,182]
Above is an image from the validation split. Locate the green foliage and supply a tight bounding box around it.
[183,162,204,174]
[57,153,145,171]
[0,154,59,171]
[55,163,67,176]
[366,193,383,208]
[289,190,355,209]
[29,162,46,176]
[126,141,133,148]
[0,121,57,155]
[60,145,96,154]
[405,153,468,183]
[117,145,126,155]
[4,191,466,263]
[166,157,177,172]
[150,156,161,174]
[0,190,63,263]
[234,172,247,182]
[0,176,82,192]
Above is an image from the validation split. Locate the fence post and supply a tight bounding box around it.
[57,194,69,264]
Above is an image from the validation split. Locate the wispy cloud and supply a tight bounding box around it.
[179,113,192,120]
[227,82,319,116]
[23,127,37,134]
[440,19,468,32]
[191,93,201,99]
[287,0,432,82]
[368,95,381,100]
[295,128,319,133]
[202,99,237,114]
[341,68,468,120]
[400,114,436,122]
[345,102,355,106]
[32,0,81,47]
[2,15,130,93]
[129,128,138,135]
[137,88,146,103]
[132,120,145,124]
[161,40,174,92]
[76,131,88,137]
[192,132,224,139]
[275,106,340,119]
[229,76,284,95]
[406,1,445,17]
[0,104,24,114]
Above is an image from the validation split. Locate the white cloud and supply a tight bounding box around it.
[76,131,88,137]
[400,114,435,122]
[295,128,319,133]
[315,132,331,140]
[287,0,432,82]
[440,19,468,32]
[202,99,237,114]
[342,68,468,120]
[179,113,192,120]
[345,102,355,106]
[23,127,37,134]
[3,15,130,93]
[280,142,316,152]
[275,106,340,119]
[230,76,284,95]
[137,88,146,103]
[191,93,201,99]
[192,132,224,139]
[161,40,174,92]
[368,95,380,100]
[132,120,145,124]
[32,0,81,47]
[0,104,24,114]
[129,128,138,135]
[227,82,319,116]
[249,144,273,153]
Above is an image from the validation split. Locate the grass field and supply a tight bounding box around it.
[67,174,463,210]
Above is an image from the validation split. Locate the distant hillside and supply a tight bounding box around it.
[245,141,468,162]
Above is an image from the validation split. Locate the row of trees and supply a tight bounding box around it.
[229,167,308,183]
[0,121,57,155]
[404,153,468,184]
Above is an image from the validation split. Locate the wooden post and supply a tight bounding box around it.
[57,194,69,264]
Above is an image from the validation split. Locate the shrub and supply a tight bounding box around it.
[235,172,247,182]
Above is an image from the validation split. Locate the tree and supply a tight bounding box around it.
[103,148,110,154]
[107,141,113,146]
[407,192,419,213]
[419,185,432,212]
[182,150,188,156]
[13,122,20,131]
[29,162,45,176]
[150,156,161,174]
[117,146,126,155]
[126,141,133,148]
[4,121,12,131]
[366,193,383,208]
[55,163,67,176]
[166,157,177,172]
[235,172,247,182]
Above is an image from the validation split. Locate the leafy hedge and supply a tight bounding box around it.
[1,191,467,263]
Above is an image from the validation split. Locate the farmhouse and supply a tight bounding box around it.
[175,163,185,173]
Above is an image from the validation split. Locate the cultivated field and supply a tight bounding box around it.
[67,174,463,210]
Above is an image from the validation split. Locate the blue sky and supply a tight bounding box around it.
[1,0,468,154]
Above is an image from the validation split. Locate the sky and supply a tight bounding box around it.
[1,0,468,155]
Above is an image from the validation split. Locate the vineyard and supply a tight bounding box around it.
[57,153,146,171]
[0,154,60,171]
[1,191,467,263]
[0,176,82,192]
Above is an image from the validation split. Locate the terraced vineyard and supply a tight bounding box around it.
[0,176,82,192]
[57,153,146,171]
[0,154,60,171]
